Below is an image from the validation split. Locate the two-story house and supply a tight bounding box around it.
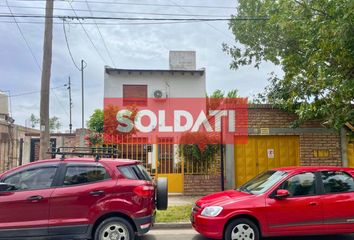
[104,51,206,193]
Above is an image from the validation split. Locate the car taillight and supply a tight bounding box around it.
[134,185,154,198]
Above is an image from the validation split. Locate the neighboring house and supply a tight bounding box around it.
[0,91,39,172]
[24,129,89,164]
[0,92,90,171]
[223,104,354,191]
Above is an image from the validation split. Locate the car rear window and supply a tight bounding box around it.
[118,164,152,181]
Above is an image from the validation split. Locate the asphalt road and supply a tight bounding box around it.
[138,229,354,240]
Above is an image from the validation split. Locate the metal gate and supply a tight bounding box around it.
[234,136,300,187]
[104,136,220,193]
[156,138,184,193]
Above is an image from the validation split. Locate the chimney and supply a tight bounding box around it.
[0,91,9,122]
[169,51,196,70]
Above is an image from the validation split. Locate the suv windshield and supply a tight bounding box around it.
[238,170,287,195]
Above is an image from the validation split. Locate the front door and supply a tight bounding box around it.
[0,165,58,238]
[266,172,323,234]
[157,138,183,193]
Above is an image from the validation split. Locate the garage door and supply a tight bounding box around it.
[348,141,354,168]
[234,136,300,187]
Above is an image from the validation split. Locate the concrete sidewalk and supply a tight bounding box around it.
[168,194,203,206]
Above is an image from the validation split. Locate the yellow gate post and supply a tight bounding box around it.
[348,141,354,168]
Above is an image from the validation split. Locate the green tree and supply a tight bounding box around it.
[209,89,239,98]
[227,89,239,98]
[29,114,39,128]
[224,0,354,129]
[210,89,225,98]
[29,114,61,132]
[49,116,61,133]
[87,109,104,133]
[208,89,240,109]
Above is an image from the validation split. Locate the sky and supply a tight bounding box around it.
[0,0,283,132]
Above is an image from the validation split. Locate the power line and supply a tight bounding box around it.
[0,14,267,21]
[168,0,235,41]
[10,0,237,9]
[62,20,81,70]
[84,0,116,67]
[4,0,41,71]
[52,88,70,118]
[0,20,209,25]
[1,86,66,98]
[52,87,80,129]
[0,4,232,17]
[66,2,108,65]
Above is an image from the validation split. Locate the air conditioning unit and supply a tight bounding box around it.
[153,89,167,100]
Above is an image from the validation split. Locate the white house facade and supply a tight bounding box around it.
[103,51,207,193]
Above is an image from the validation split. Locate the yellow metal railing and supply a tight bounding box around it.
[102,136,220,177]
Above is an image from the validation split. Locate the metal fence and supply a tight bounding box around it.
[102,136,220,177]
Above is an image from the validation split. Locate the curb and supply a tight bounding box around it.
[154,222,192,229]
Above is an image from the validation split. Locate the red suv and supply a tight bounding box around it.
[0,154,167,240]
[191,166,354,240]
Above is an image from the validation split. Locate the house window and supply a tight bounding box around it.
[123,85,147,106]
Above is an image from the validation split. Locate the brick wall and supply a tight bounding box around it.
[24,129,91,164]
[184,175,222,195]
[247,106,342,166]
[300,133,341,166]
[248,107,322,128]
[183,106,343,194]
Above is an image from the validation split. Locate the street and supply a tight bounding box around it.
[138,229,354,240]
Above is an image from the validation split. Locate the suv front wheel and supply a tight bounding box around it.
[94,217,134,240]
[224,218,260,240]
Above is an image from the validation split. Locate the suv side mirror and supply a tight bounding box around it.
[0,183,17,193]
[275,189,290,199]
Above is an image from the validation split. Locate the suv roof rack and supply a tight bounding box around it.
[48,147,119,162]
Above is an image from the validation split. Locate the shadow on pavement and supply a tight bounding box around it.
[138,234,354,240]
[193,235,354,240]
[265,235,354,240]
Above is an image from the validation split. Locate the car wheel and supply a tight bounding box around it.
[224,218,260,240]
[94,217,134,240]
[156,177,168,210]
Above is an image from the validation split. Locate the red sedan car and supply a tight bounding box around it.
[191,166,354,240]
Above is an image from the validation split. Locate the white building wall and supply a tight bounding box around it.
[104,70,206,99]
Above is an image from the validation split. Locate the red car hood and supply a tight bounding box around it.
[196,190,254,208]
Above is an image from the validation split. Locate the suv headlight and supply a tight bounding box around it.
[201,206,223,217]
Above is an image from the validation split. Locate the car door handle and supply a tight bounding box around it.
[27,195,44,202]
[309,202,319,206]
[89,190,105,197]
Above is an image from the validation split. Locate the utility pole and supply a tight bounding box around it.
[65,77,73,133]
[81,59,87,129]
[39,0,54,160]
